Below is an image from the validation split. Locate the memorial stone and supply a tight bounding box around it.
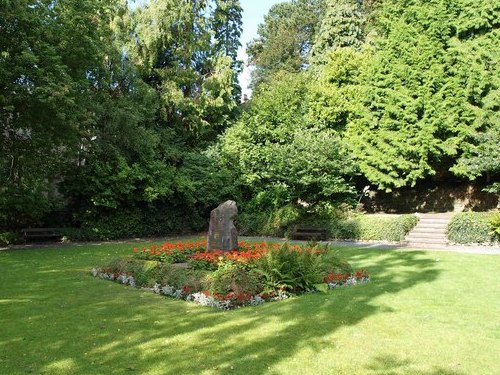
[207,200,238,252]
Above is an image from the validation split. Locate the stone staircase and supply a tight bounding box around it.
[405,213,453,248]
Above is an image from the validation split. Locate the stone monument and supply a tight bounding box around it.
[207,200,238,252]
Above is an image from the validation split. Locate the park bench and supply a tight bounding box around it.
[291,226,328,241]
[22,228,62,241]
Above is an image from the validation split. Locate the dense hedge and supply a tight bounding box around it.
[238,203,418,243]
[331,214,418,242]
[447,212,498,245]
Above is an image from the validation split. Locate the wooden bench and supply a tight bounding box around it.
[291,226,328,241]
[22,228,62,241]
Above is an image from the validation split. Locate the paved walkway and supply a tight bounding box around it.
[241,236,500,254]
[2,235,499,254]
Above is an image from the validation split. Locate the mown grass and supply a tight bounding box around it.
[1,239,499,375]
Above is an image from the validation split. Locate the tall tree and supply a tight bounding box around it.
[130,0,239,145]
[346,0,499,191]
[211,0,243,101]
[448,0,500,190]
[0,0,124,229]
[310,0,365,64]
[217,72,355,211]
[246,0,325,88]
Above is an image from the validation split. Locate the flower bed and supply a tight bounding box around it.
[324,269,370,289]
[93,240,370,310]
[91,267,290,310]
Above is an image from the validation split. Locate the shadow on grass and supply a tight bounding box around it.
[366,354,464,375]
[0,246,447,374]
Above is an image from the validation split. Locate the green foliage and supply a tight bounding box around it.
[489,212,500,239]
[311,0,365,64]
[157,265,209,292]
[307,48,368,131]
[103,258,209,290]
[346,0,499,191]
[206,262,263,296]
[247,0,325,87]
[447,212,495,244]
[217,72,356,217]
[3,0,497,239]
[255,243,324,292]
[130,0,240,144]
[211,0,244,100]
[1,0,242,237]
[0,0,125,230]
[452,127,500,183]
[0,231,21,246]
[331,214,418,241]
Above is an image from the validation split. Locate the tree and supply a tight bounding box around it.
[346,0,499,191]
[130,0,240,145]
[0,0,125,229]
[61,0,243,238]
[448,0,499,190]
[307,48,368,132]
[217,72,355,211]
[310,0,365,64]
[211,0,243,101]
[247,0,325,88]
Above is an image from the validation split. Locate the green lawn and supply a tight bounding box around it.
[1,240,499,375]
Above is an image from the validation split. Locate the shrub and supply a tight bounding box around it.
[489,212,500,240]
[101,258,209,290]
[359,214,418,241]
[448,212,496,244]
[157,265,209,293]
[60,227,103,242]
[254,243,324,293]
[237,204,301,237]
[330,214,418,242]
[0,231,22,246]
[318,249,353,275]
[206,262,263,297]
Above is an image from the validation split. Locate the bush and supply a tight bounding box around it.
[206,262,263,297]
[157,265,209,293]
[448,212,496,244]
[102,258,209,290]
[0,231,22,246]
[330,214,418,242]
[60,227,104,242]
[489,212,500,240]
[254,243,325,293]
[359,214,418,241]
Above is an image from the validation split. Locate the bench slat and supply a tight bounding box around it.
[291,226,328,240]
[22,228,62,240]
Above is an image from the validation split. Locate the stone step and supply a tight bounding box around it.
[405,242,449,249]
[416,219,450,224]
[411,224,447,230]
[406,232,448,238]
[410,228,448,235]
[405,236,448,244]
[405,213,453,247]
[406,237,449,245]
